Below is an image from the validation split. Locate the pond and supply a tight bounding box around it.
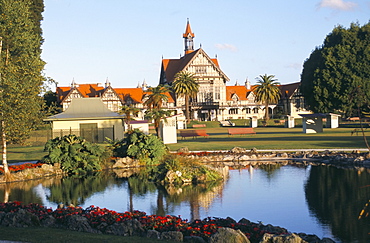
[0,162,369,243]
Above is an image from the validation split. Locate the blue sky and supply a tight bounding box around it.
[41,0,370,89]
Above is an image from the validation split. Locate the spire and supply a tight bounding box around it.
[245,78,251,90]
[183,19,195,55]
[71,78,77,88]
[105,77,111,88]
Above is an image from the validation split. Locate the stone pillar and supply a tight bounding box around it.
[160,116,177,144]
[326,113,340,128]
[250,116,258,128]
[285,115,295,128]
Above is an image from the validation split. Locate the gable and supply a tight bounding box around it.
[160,48,229,84]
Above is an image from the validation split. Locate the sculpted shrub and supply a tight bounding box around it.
[42,134,110,174]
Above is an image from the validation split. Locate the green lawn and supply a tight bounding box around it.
[5,126,369,164]
[168,127,369,151]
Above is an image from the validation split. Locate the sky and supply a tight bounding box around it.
[41,0,370,89]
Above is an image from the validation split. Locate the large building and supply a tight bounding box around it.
[56,20,310,121]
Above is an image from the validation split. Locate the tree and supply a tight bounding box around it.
[144,108,172,138]
[119,105,140,130]
[144,84,170,109]
[252,74,281,121]
[173,71,199,122]
[0,0,45,179]
[300,22,370,116]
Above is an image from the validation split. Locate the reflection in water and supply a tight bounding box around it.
[305,165,370,243]
[0,164,369,242]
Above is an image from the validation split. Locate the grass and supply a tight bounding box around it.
[167,126,370,151]
[0,226,175,243]
[5,126,369,164]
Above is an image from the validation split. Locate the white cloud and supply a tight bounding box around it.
[318,0,357,11]
[215,43,238,52]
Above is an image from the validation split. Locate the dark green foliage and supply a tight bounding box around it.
[0,0,46,144]
[301,22,370,116]
[42,135,109,174]
[111,129,168,165]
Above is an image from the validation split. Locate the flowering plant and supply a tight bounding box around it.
[0,202,287,241]
[0,162,43,174]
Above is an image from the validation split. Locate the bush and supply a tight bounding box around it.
[110,129,168,165]
[42,134,110,175]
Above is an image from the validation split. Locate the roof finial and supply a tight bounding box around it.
[105,77,111,88]
[71,78,77,88]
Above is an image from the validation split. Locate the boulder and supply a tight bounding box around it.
[230,147,247,153]
[146,229,160,239]
[63,215,99,234]
[210,227,250,243]
[0,209,40,227]
[161,231,183,242]
[104,219,144,236]
[260,233,307,243]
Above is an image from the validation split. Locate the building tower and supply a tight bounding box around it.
[183,19,195,55]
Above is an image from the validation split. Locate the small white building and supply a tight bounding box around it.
[44,98,125,142]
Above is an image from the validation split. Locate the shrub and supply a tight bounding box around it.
[110,129,168,165]
[42,134,110,174]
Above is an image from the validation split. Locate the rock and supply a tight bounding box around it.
[112,157,139,168]
[298,233,320,242]
[210,227,250,243]
[104,219,144,236]
[238,218,251,225]
[63,215,99,234]
[230,147,247,153]
[165,170,178,184]
[0,209,40,227]
[147,229,160,239]
[40,214,56,227]
[184,235,207,243]
[161,231,183,242]
[260,233,307,243]
[178,147,190,154]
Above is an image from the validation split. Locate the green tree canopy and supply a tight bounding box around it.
[252,74,281,120]
[119,105,140,129]
[144,84,170,109]
[300,22,370,116]
[0,0,45,177]
[173,71,199,122]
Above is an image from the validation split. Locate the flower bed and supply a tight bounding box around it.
[0,202,289,242]
[0,162,43,174]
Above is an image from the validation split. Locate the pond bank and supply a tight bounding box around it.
[175,147,370,170]
[0,202,335,243]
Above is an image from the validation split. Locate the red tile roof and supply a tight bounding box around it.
[57,84,105,103]
[113,88,144,103]
[226,86,253,101]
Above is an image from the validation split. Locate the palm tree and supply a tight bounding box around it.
[173,71,199,122]
[119,105,140,130]
[144,108,172,137]
[252,74,281,121]
[144,85,170,109]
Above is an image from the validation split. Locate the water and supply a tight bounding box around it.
[0,163,369,243]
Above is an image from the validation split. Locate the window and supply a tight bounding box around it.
[195,66,207,74]
[229,108,238,115]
